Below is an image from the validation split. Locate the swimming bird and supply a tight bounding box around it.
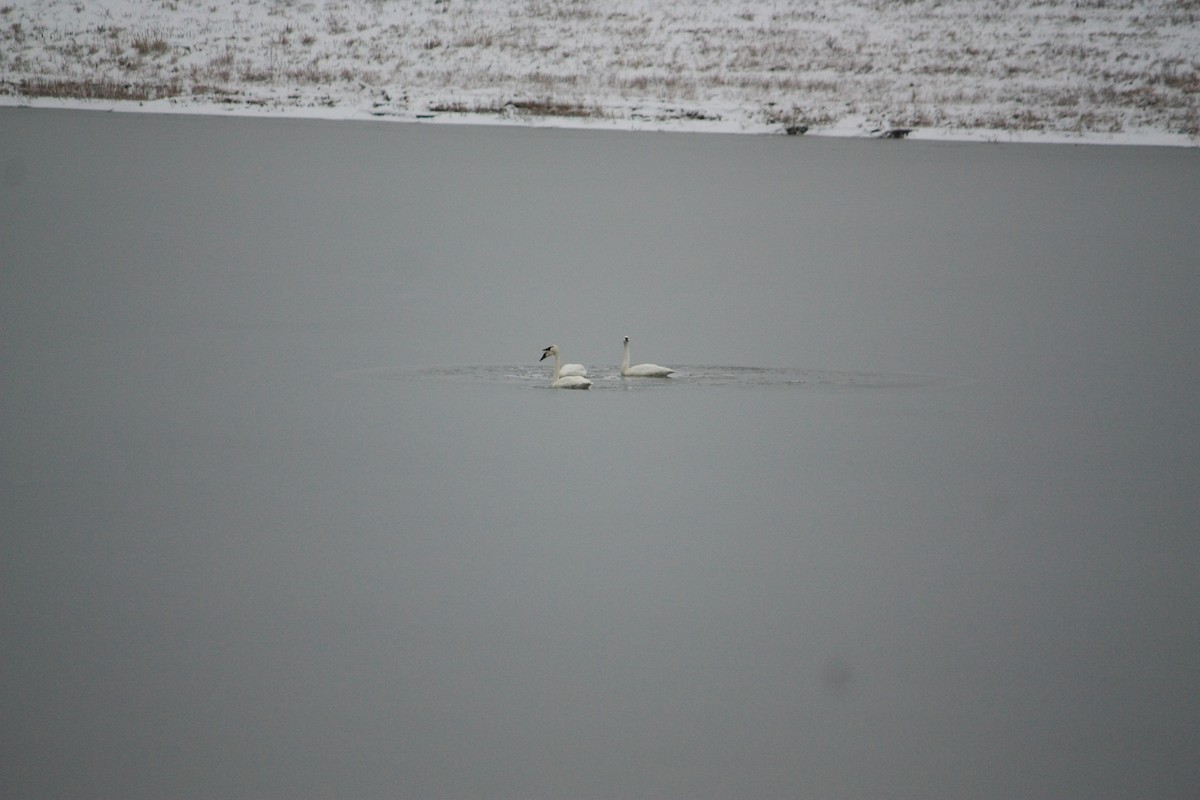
[621,336,673,377]
[541,345,592,389]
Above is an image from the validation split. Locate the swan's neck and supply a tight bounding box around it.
[622,340,630,372]
[551,351,562,382]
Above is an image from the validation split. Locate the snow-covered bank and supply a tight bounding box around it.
[3,0,1198,146]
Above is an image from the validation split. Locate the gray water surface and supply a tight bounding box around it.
[2,109,1198,800]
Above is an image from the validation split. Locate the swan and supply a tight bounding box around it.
[540,345,592,389]
[558,361,588,377]
[621,336,673,377]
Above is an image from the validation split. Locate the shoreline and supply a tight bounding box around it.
[4,96,1195,149]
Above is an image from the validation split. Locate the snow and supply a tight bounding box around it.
[2,0,1197,146]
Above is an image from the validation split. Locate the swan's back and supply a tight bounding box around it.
[559,364,588,377]
[552,375,592,389]
[623,363,673,377]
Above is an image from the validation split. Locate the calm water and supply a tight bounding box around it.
[2,108,1198,800]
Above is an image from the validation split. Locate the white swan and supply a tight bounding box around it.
[621,336,673,377]
[540,345,592,389]
[558,362,588,377]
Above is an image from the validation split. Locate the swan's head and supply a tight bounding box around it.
[540,345,558,362]
[623,336,630,345]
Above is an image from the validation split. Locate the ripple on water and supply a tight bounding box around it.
[337,365,951,390]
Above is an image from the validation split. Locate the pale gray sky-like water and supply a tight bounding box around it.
[2,109,1198,799]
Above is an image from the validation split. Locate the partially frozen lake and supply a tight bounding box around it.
[2,108,1198,800]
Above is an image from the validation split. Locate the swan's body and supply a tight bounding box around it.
[621,336,673,377]
[558,363,588,378]
[541,345,592,389]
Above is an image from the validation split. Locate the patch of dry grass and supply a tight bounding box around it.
[20,76,181,101]
[429,97,605,118]
[130,30,170,57]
